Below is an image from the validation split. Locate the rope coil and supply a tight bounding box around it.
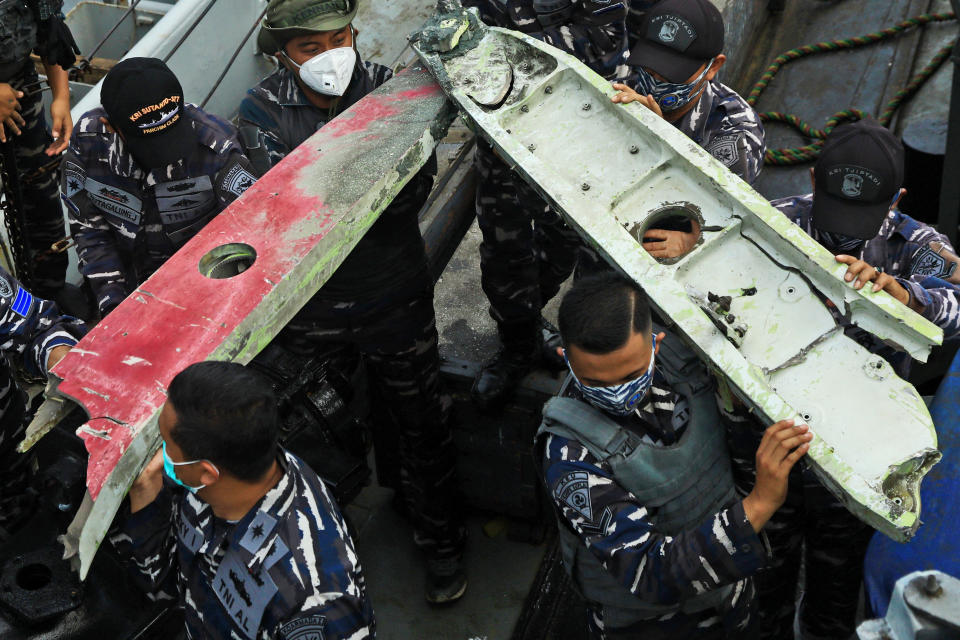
[748,12,957,165]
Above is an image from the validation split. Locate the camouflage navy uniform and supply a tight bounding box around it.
[0,266,86,530]
[0,0,69,297]
[540,375,767,639]
[466,0,630,338]
[775,194,960,339]
[580,80,766,275]
[718,200,943,640]
[239,63,466,561]
[61,104,256,316]
[112,450,375,640]
[671,80,766,185]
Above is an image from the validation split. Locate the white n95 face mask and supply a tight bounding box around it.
[286,46,357,97]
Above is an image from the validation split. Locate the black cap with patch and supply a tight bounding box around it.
[626,0,724,83]
[812,119,904,240]
[101,58,197,169]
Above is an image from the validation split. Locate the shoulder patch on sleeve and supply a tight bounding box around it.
[0,272,14,299]
[555,470,593,521]
[705,133,742,168]
[912,245,958,279]
[10,286,34,317]
[217,161,257,198]
[63,161,87,197]
[277,614,327,640]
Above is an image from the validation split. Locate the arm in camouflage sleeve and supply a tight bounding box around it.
[896,276,960,339]
[273,460,374,640]
[238,93,291,169]
[888,215,960,338]
[111,486,180,603]
[543,434,766,605]
[703,92,766,185]
[0,267,85,377]
[60,146,130,316]
[212,152,259,208]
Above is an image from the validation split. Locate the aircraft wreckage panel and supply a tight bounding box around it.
[20,66,453,578]
[413,5,942,541]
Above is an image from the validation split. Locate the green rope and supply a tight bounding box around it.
[748,12,957,166]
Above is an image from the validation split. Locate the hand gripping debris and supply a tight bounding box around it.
[411,0,942,542]
[19,66,454,579]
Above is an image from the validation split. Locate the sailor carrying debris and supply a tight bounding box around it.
[114,362,374,640]
[462,0,632,410]
[0,0,80,298]
[585,0,766,269]
[775,119,960,354]
[711,119,960,640]
[240,0,467,605]
[60,58,258,318]
[614,0,765,184]
[0,265,85,533]
[537,273,809,639]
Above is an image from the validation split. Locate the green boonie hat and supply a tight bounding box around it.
[257,0,359,55]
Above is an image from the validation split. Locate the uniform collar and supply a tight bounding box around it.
[190,452,296,573]
[884,209,916,241]
[276,67,312,107]
[627,372,683,441]
[673,80,717,143]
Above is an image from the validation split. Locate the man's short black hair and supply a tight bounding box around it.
[167,361,279,482]
[558,273,653,354]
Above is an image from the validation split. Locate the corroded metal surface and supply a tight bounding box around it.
[413,5,943,541]
[21,66,454,578]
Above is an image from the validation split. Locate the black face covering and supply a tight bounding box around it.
[533,0,576,26]
[817,228,865,255]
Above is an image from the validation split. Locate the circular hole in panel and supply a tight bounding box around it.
[199,243,257,279]
[627,202,705,265]
[16,564,52,591]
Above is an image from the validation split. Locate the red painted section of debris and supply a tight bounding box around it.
[48,67,447,499]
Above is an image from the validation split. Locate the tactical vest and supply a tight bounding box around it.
[537,334,737,629]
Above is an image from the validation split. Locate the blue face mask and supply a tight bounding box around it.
[633,60,714,112]
[162,441,217,494]
[817,229,865,254]
[564,334,657,416]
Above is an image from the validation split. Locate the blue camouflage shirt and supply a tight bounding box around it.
[0,266,85,378]
[238,62,433,302]
[670,81,766,185]
[0,266,86,461]
[541,376,766,638]
[238,61,392,168]
[774,194,960,339]
[113,450,374,640]
[465,0,631,79]
[61,104,257,315]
